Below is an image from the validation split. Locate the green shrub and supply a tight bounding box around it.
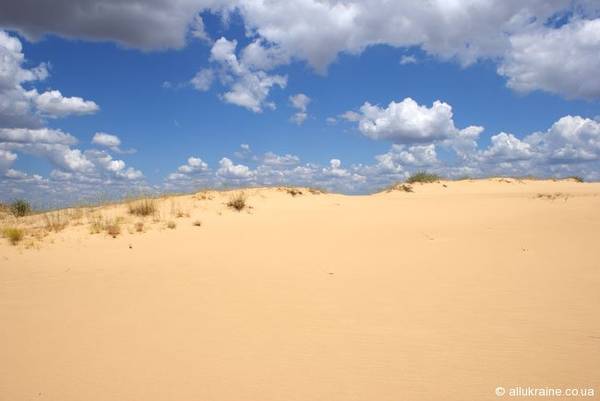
[406,171,441,184]
[568,176,584,183]
[10,199,31,217]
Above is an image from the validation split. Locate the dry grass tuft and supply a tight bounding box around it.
[386,183,414,193]
[105,221,121,237]
[227,192,247,211]
[43,211,69,232]
[3,227,24,245]
[192,220,202,227]
[166,221,177,229]
[128,199,156,217]
[88,215,105,234]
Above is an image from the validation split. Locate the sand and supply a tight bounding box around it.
[1,179,599,400]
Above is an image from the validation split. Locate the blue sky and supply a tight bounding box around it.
[1,1,600,205]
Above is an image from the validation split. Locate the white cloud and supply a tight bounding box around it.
[92,132,120,148]
[444,125,485,161]
[209,37,287,112]
[262,151,300,168]
[91,132,135,154]
[217,157,254,179]
[351,98,458,143]
[33,89,99,117]
[400,55,418,65]
[322,159,350,178]
[525,115,600,162]
[177,156,209,173]
[0,30,98,127]
[240,39,290,71]
[482,132,534,162]
[0,127,77,145]
[499,18,600,99]
[0,149,17,172]
[190,68,214,91]
[289,93,311,125]
[190,14,211,43]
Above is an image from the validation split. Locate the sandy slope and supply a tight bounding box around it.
[1,179,599,401]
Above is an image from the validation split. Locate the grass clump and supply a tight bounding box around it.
[89,215,105,234]
[3,227,24,245]
[166,221,176,229]
[43,211,68,232]
[10,199,31,217]
[227,192,247,211]
[406,171,441,184]
[568,175,584,183]
[286,188,303,196]
[128,198,156,217]
[386,183,413,193]
[105,221,121,237]
[192,220,202,227]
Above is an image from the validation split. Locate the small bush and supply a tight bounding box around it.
[286,188,303,196]
[166,221,176,229]
[105,221,121,237]
[3,227,24,245]
[10,199,31,217]
[569,176,584,183]
[128,199,156,217]
[227,192,247,211]
[192,220,202,227]
[386,183,413,192]
[406,171,441,184]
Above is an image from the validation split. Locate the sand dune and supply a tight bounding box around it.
[1,179,599,400]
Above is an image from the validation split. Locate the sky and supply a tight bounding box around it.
[1,0,600,206]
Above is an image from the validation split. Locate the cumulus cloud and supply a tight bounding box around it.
[289,93,310,125]
[217,157,254,180]
[206,37,287,112]
[499,18,600,99]
[349,98,458,143]
[33,89,99,117]
[190,68,215,91]
[0,30,99,127]
[525,115,600,163]
[482,132,534,162]
[0,127,77,145]
[177,156,209,174]
[91,132,135,154]
[92,132,120,148]
[498,19,600,99]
